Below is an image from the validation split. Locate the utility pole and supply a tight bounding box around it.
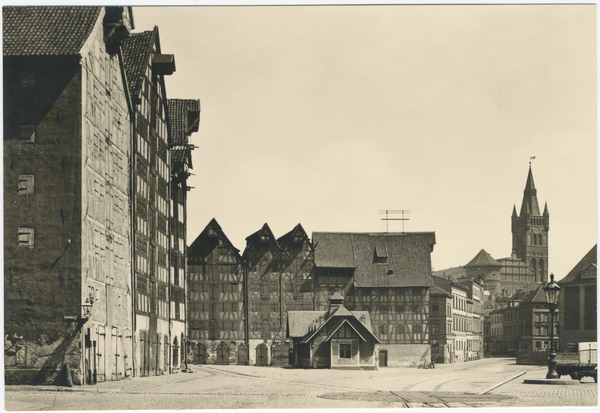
[379,210,411,233]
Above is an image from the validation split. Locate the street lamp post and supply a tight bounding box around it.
[543,273,561,379]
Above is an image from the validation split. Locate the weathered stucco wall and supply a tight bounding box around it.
[4,55,85,385]
[379,343,431,368]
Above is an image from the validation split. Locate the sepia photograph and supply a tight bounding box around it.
[3,1,597,410]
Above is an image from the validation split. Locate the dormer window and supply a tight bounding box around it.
[373,245,388,264]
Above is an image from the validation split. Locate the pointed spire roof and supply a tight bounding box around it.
[520,166,541,216]
[465,249,502,268]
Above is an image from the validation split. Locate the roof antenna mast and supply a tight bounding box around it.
[379,210,411,233]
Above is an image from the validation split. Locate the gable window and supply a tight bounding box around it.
[339,343,351,359]
[20,125,36,143]
[18,227,35,248]
[18,175,35,195]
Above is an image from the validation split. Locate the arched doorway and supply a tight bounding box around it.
[172,336,179,369]
[256,343,268,366]
[196,342,207,364]
[140,331,149,377]
[237,344,248,365]
[216,341,229,365]
[152,333,159,376]
[163,336,169,373]
[272,342,289,367]
[124,329,132,378]
[181,334,185,369]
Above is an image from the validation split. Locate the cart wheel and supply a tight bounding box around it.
[570,373,578,380]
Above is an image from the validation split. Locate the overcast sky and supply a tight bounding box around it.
[132,4,597,280]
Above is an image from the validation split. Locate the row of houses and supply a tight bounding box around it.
[484,245,597,361]
[186,218,491,369]
[187,220,437,368]
[4,6,199,385]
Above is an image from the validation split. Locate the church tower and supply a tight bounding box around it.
[511,167,549,283]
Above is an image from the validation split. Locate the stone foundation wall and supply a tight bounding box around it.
[5,322,83,385]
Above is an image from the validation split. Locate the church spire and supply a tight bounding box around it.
[520,166,541,216]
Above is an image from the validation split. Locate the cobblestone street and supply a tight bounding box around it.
[5,358,598,410]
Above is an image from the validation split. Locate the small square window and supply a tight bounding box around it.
[18,227,35,248]
[21,71,35,87]
[339,343,351,359]
[18,175,35,195]
[20,126,36,143]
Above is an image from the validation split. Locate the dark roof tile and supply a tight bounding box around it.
[3,6,101,56]
[121,29,154,97]
[313,232,436,287]
[168,98,201,146]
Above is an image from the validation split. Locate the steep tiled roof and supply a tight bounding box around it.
[170,147,190,164]
[288,311,327,338]
[277,223,312,250]
[465,249,502,268]
[3,6,101,56]
[432,276,469,294]
[519,284,547,305]
[244,223,282,250]
[188,218,241,263]
[168,99,201,146]
[559,244,597,285]
[299,304,379,344]
[313,232,436,287]
[121,29,154,97]
[312,233,356,268]
[432,266,467,279]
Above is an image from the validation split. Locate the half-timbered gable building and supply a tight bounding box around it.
[313,232,436,367]
[187,218,246,365]
[122,26,199,377]
[243,223,284,365]
[168,98,200,365]
[277,224,315,313]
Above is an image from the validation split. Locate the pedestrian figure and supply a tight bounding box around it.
[431,357,436,369]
